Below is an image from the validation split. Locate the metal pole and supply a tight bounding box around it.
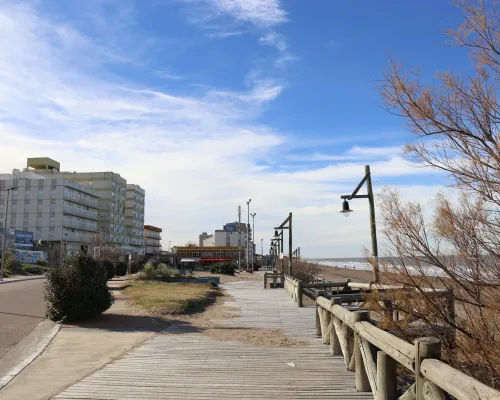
[0,188,12,281]
[251,213,256,270]
[365,165,379,283]
[246,199,251,271]
[238,205,241,270]
[288,212,292,276]
[280,231,284,274]
[261,238,263,268]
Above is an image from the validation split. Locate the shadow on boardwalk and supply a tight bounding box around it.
[56,281,373,400]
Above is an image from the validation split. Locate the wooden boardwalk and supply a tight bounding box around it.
[56,281,372,399]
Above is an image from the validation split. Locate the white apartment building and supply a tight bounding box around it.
[214,222,248,247]
[125,184,145,252]
[0,173,99,257]
[25,158,146,254]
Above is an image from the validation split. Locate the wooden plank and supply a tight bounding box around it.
[333,317,350,368]
[422,380,446,400]
[56,281,373,400]
[420,359,500,400]
[355,321,415,372]
[359,336,377,396]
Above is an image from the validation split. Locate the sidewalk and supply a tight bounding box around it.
[0,290,169,400]
[0,275,46,284]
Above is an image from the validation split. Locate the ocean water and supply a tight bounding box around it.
[310,258,372,271]
[309,257,446,276]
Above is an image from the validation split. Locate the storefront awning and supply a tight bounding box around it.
[180,258,197,263]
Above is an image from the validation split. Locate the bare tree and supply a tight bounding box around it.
[377,0,500,386]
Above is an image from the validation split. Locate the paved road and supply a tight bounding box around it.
[0,279,46,359]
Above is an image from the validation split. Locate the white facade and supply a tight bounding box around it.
[0,176,99,254]
[202,236,215,246]
[125,184,145,253]
[214,230,248,247]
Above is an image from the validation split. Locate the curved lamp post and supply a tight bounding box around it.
[340,165,379,283]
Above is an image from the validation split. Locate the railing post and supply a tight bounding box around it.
[353,310,371,392]
[297,280,303,307]
[415,337,441,400]
[330,298,342,356]
[322,308,331,345]
[376,351,397,400]
[273,274,276,288]
[264,273,267,289]
[315,291,324,337]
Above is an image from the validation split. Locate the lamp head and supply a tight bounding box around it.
[340,199,353,217]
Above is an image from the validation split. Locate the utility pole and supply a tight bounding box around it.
[245,199,251,271]
[261,238,263,268]
[238,205,241,269]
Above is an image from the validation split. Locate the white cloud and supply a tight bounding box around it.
[0,2,444,258]
[259,31,287,51]
[189,0,287,28]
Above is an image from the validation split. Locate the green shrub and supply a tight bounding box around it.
[102,260,115,281]
[36,259,48,266]
[137,262,182,281]
[22,264,42,274]
[131,261,139,274]
[115,261,128,276]
[210,261,235,276]
[44,253,114,322]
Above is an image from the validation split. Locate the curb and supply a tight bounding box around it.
[0,323,61,390]
[0,276,46,285]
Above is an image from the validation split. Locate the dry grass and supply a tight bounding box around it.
[123,281,219,315]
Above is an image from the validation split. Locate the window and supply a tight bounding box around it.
[38,199,43,205]
[24,199,30,204]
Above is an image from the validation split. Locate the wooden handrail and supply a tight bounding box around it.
[313,294,500,400]
[421,359,500,400]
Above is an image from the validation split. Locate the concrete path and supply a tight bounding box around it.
[0,293,163,400]
[56,282,372,399]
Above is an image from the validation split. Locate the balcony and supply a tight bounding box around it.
[63,220,98,232]
[63,192,97,208]
[63,206,98,221]
[63,232,97,243]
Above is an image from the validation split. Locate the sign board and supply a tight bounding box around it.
[15,230,34,247]
[93,247,101,257]
[279,252,284,259]
[0,229,33,248]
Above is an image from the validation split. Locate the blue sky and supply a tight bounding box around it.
[0,0,468,256]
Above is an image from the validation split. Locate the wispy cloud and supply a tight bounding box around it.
[184,0,288,28]
[259,31,287,51]
[0,2,444,257]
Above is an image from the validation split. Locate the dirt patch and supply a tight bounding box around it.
[195,270,263,284]
[202,326,306,348]
[169,291,306,348]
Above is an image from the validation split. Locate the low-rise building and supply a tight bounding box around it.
[144,225,162,256]
[173,246,245,267]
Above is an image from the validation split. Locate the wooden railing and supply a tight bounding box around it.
[314,294,500,400]
[263,272,284,289]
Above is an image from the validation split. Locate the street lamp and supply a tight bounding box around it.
[250,212,256,269]
[340,199,353,217]
[245,199,251,271]
[340,165,379,282]
[1,185,18,281]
